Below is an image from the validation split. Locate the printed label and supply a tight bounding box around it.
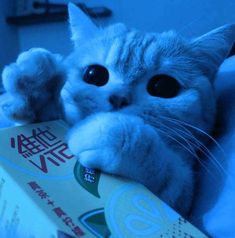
[0,120,208,238]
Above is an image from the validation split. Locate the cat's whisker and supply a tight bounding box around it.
[185,136,227,176]
[148,115,201,158]
[158,121,223,175]
[189,139,227,176]
[158,115,227,176]
[157,121,196,155]
[155,127,215,178]
[165,121,227,176]
[148,119,209,171]
[161,115,226,156]
[147,115,195,154]
[156,126,197,158]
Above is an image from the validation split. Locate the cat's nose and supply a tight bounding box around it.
[109,94,130,109]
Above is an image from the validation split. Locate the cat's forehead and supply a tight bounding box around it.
[110,31,183,60]
[102,30,193,81]
[72,28,195,85]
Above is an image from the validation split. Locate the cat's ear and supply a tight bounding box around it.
[191,24,235,80]
[68,3,98,45]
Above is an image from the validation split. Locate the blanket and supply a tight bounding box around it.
[191,55,235,238]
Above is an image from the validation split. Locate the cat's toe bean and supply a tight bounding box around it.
[3,48,65,96]
[78,148,120,174]
[16,48,63,80]
[2,64,22,94]
[0,96,34,122]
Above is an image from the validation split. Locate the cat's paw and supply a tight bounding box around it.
[67,112,127,172]
[0,93,35,123]
[1,48,66,122]
[67,112,159,178]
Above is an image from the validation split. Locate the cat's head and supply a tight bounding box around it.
[62,3,235,141]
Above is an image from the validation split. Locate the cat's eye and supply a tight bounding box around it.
[83,64,109,87]
[147,74,180,98]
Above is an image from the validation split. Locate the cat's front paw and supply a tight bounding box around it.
[67,113,128,172]
[1,48,65,122]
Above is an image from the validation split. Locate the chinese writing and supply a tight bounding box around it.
[28,181,85,237]
[84,168,95,183]
[11,127,74,173]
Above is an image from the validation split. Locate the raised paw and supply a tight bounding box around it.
[1,48,66,122]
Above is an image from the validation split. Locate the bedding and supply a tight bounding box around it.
[191,55,235,238]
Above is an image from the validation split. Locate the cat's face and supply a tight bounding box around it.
[62,4,235,141]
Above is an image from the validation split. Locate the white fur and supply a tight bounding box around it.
[1,3,234,217]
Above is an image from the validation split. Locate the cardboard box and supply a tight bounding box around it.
[0,120,208,238]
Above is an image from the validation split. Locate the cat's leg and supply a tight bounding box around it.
[0,48,66,124]
[67,112,193,214]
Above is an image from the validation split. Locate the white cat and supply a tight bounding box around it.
[1,3,235,216]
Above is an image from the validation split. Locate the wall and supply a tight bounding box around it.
[19,22,72,55]
[0,0,19,76]
[15,0,235,56]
